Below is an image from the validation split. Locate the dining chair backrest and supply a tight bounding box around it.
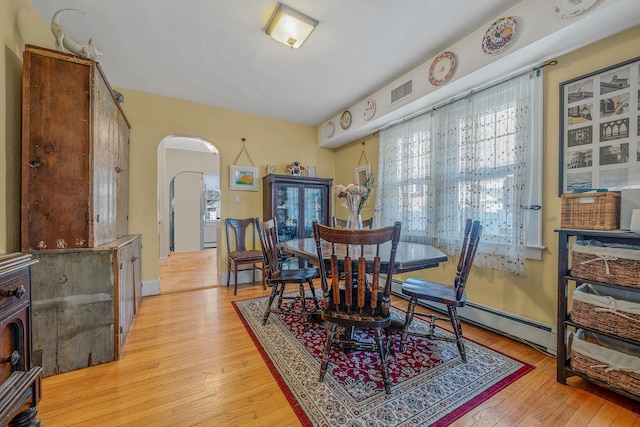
[454,219,483,301]
[332,216,374,229]
[225,218,258,253]
[312,220,401,319]
[256,218,280,280]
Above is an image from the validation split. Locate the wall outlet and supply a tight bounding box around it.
[234,195,240,203]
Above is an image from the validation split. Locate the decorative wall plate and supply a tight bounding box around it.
[340,110,352,129]
[482,16,517,54]
[325,121,335,138]
[362,99,376,121]
[428,51,457,86]
[555,0,599,18]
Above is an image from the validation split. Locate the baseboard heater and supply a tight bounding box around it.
[391,280,557,356]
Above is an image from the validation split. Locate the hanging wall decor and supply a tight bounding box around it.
[428,51,457,86]
[230,138,259,191]
[559,56,640,195]
[482,16,517,55]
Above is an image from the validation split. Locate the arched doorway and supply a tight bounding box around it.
[157,135,220,294]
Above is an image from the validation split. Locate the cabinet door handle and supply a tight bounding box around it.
[2,350,20,366]
[131,256,139,262]
[29,161,42,168]
[0,285,25,299]
[115,166,123,173]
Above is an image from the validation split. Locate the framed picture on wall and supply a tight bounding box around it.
[230,165,259,191]
[354,164,371,186]
[559,56,640,195]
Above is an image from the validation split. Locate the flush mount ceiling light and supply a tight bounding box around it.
[264,2,319,48]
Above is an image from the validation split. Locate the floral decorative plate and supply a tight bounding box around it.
[340,110,352,129]
[428,51,457,86]
[482,16,517,55]
[362,99,376,121]
[325,121,335,138]
[555,0,599,18]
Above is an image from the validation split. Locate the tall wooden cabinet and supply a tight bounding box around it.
[21,45,130,251]
[262,174,333,243]
[21,45,141,376]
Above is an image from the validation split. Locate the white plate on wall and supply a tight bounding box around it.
[362,99,376,121]
[555,0,599,18]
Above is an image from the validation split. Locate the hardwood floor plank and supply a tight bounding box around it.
[35,251,640,426]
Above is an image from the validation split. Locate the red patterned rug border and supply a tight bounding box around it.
[233,296,534,426]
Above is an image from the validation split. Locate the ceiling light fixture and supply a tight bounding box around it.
[264,2,319,49]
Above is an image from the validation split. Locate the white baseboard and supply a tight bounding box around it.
[142,279,161,296]
[218,270,264,287]
[392,281,556,356]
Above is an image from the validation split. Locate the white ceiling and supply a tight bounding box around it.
[30,0,523,126]
[29,0,639,142]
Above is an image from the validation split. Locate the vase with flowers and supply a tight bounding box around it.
[336,175,374,230]
[286,161,305,176]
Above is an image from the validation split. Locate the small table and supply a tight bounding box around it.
[278,238,447,274]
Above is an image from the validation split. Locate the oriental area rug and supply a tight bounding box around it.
[233,295,534,427]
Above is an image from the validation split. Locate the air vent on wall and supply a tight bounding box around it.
[391,80,413,104]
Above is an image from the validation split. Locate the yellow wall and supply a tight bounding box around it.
[334,25,640,326]
[0,0,54,254]
[117,89,335,280]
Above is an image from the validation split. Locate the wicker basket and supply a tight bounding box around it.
[561,192,621,230]
[572,284,640,340]
[571,241,640,287]
[570,330,640,397]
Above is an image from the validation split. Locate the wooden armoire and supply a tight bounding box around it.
[21,45,141,376]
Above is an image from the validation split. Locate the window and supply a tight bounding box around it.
[375,71,543,275]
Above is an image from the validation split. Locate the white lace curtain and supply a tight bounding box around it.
[375,72,538,275]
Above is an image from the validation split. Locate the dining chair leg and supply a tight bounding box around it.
[251,263,256,286]
[307,279,320,310]
[400,297,417,351]
[233,262,240,295]
[447,305,467,362]
[298,282,309,329]
[226,260,232,287]
[262,284,280,325]
[374,327,392,394]
[276,284,285,309]
[385,327,395,356]
[319,322,337,382]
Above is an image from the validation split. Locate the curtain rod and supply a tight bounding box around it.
[377,60,558,133]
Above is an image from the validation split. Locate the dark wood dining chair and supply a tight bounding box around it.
[332,216,374,229]
[225,217,265,295]
[399,219,482,362]
[257,218,320,326]
[312,220,402,394]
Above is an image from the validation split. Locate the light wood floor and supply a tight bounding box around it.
[158,249,220,294]
[36,251,640,426]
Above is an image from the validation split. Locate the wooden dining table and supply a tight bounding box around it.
[278,237,448,274]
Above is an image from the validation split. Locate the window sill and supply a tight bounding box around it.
[526,245,545,261]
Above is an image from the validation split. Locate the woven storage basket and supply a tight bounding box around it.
[572,284,640,340]
[571,241,640,287]
[570,330,640,397]
[561,192,621,230]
